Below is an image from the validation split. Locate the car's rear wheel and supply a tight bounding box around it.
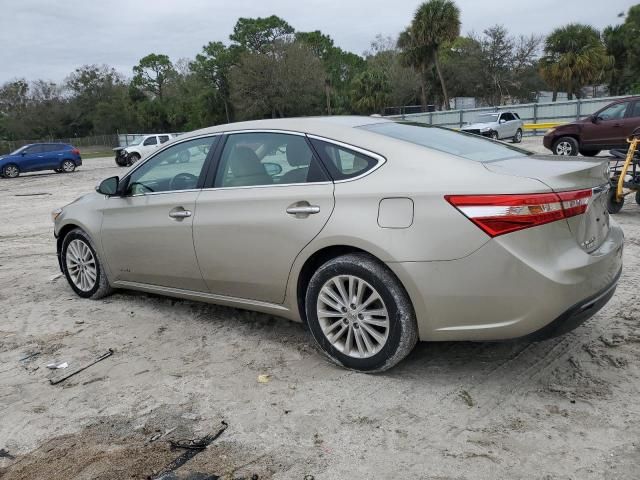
[61,228,113,299]
[580,149,601,157]
[607,188,625,214]
[512,129,523,143]
[61,160,76,173]
[2,164,20,178]
[305,253,418,372]
[553,137,579,156]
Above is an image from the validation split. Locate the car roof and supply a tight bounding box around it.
[187,116,394,137]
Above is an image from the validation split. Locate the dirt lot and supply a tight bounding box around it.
[1,141,640,479]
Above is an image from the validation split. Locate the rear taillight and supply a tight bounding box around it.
[72,148,80,155]
[445,189,592,237]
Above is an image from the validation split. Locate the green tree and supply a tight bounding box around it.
[230,15,294,53]
[230,41,324,119]
[132,54,175,100]
[539,24,613,100]
[191,42,239,122]
[350,69,391,115]
[400,0,461,109]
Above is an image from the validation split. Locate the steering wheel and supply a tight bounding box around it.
[170,172,198,191]
[128,181,154,194]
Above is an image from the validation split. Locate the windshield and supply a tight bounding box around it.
[358,122,532,162]
[9,145,28,155]
[475,114,500,123]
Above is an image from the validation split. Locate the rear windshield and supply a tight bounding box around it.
[359,122,532,162]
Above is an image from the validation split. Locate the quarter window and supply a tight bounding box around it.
[125,136,217,195]
[309,138,379,180]
[215,133,328,187]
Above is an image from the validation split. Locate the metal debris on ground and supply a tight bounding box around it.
[0,448,15,459]
[151,421,228,480]
[49,348,114,385]
[19,352,40,362]
[46,362,68,369]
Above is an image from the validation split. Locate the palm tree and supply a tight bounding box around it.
[539,24,613,101]
[350,69,391,115]
[399,0,460,110]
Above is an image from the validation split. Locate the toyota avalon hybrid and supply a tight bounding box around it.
[52,117,623,372]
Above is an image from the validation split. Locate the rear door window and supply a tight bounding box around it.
[159,135,170,144]
[309,139,379,180]
[143,136,158,146]
[629,102,640,118]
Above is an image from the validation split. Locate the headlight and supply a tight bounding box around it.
[51,208,63,223]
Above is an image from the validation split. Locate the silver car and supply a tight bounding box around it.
[460,111,524,142]
[53,117,623,372]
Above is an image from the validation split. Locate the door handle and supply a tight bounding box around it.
[286,205,320,215]
[169,209,192,219]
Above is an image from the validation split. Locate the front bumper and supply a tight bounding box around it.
[462,129,493,138]
[543,134,554,150]
[388,219,624,341]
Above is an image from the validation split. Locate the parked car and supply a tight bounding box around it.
[460,111,524,142]
[116,134,174,166]
[544,96,640,156]
[52,117,622,372]
[0,143,82,178]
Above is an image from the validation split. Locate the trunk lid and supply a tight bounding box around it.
[484,155,611,252]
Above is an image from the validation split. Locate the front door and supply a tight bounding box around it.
[193,132,335,304]
[139,135,159,158]
[582,101,631,148]
[100,135,218,291]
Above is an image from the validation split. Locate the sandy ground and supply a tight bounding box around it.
[1,139,640,479]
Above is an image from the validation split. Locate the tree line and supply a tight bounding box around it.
[1,1,638,142]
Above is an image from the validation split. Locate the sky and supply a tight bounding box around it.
[0,0,636,84]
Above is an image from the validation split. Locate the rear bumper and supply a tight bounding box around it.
[522,267,620,341]
[388,220,624,341]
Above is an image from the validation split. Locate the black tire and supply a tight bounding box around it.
[552,137,579,156]
[490,131,499,140]
[304,253,418,372]
[115,155,128,167]
[55,169,63,173]
[580,149,601,157]
[607,188,625,214]
[512,128,523,143]
[2,163,20,178]
[60,160,76,173]
[61,228,113,299]
[128,153,141,166]
[635,190,640,206]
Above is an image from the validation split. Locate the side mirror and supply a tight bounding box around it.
[96,176,119,196]
[591,115,600,124]
[499,118,506,124]
[263,162,283,176]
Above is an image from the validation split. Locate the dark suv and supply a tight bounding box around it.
[544,97,640,156]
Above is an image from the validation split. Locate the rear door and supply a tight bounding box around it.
[621,100,640,140]
[43,144,64,168]
[193,131,335,304]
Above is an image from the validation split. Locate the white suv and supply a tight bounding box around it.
[119,134,174,166]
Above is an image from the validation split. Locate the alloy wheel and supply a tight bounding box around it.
[62,160,75,172]
[316,275,390,359]
[65,239,97,292]
[3,165,19,178]
[555,141,573,155]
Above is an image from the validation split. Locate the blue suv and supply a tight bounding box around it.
[0,143,82,178]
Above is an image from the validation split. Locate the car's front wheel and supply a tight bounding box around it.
[127,153,141,166]
[553,137,579,156]
[61,228,113,299]
[305,253,418,372]
[2,164,20,178]
[490,131,499,140]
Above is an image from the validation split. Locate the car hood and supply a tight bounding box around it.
[462,122,496,130]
